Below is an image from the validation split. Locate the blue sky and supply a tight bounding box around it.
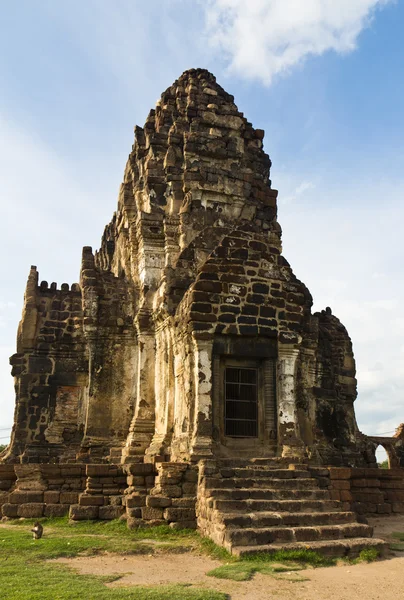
[0,1,403,455]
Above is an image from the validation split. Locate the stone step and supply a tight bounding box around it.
[226,523,373,547]
[219,467,309,478]
[210,488,330,502]
[205,470,310,485]
[220,510,358,529]
[213,498,341,513]
[109,448,123,460]
[232,537,389,559]
[204,476,319,490]
[217,458,303,468]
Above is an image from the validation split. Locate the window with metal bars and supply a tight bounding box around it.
[224,366,258,437]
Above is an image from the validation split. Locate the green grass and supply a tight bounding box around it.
[207,561,307,582]
[387,531,404,552]
[198,537,234,562]
[390,543,404,551]
[357,548,380,562]
[0,519,226,600]
[242,548,336,567]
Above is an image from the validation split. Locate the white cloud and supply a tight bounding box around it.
[204,0,393,84]
[280,180,316,205]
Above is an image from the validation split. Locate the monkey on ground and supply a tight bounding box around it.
[31,522,43,540]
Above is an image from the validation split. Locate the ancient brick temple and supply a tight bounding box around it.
[3,69,404,557]
[2,69,396,469]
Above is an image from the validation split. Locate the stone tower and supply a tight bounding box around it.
[5,69,368,467]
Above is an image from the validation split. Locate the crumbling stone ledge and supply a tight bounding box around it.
[310,466,404,515]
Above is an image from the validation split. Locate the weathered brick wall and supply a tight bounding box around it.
[311,467,404,515]
[78,247,138,459]
[196,460,225,546]
[125,462,197,529]
[69,464,127,521]
[0,464,129,521]
[6,269,88,464]
[0,464,86,518]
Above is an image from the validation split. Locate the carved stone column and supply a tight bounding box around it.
[277,345,305,459]
[122,320,156,462]
[189,334,214,461]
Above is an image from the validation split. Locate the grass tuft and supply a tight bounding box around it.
[207,560,308,582]
[199,537,234,562]
[357,548,380,563]
[390,542,404,551]
[207,563,255,581]
[242,548,335,567]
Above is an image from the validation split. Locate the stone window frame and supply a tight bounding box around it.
[212,354,277,452]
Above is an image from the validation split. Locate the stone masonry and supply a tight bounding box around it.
[1,68,403,558]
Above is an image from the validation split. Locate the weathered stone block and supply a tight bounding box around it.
[17,503,45,518]
[109,495,123,506]
[164,507,196,522]
[127,476,146,486]
[60,467,83,477]
[329,468,352,480]
[181,482,196,495]
[183,469,199,483]
[126,494,146,508]
[44,491,60,504]
[60,492,79,504]
[99,505,125,520]
[141,506,164,520]
[1,503,19,518]
[127,517,147,529]
[331,480,350,490]
[146,495,172,508]
[340,490,353,502]
[44,503,69,517]
[86,465,112,477]
[127,507,142,519]
[152,485,182,498]
[309,468,330,477]
[69,504,99,520]
[9,491,44,504]
[0,491,9,504]
[145,476,155,487]
[171,497,196,509]
[377,503,392,514]
[125,464,154,476]
[79,494,105,506]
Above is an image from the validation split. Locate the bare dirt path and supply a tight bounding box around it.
[50,515,404,600]
[54,552,404,600]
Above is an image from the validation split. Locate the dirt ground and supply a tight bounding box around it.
[54,515,404,600]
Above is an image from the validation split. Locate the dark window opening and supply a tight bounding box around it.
[225,367,258,437]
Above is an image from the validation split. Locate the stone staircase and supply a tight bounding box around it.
[197,458,388,558]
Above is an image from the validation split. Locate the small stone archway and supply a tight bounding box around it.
[367,436,400,469]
